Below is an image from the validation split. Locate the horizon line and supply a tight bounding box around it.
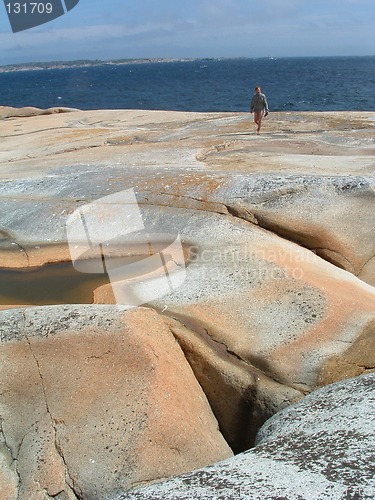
[1,54,374,71]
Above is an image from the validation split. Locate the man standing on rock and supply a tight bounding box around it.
[250,86,269,134]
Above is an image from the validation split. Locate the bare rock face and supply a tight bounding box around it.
[0,305,232,498]
[0,105,77,118]
[0,108,374,496]
[143,205,375,450]
[116,373,375,499]
[90,202,375,452]
[146,206,375,392]
[219,175,375,286]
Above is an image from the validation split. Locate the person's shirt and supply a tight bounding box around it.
[250,92,269,112]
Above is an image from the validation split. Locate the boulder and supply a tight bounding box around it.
[127,171,375,286]
[216,174,375,286]
[0,105,77,118]
[133,206,375,392]
[94,204,375,450]
[116,373,375,499]
[0,305,232,498]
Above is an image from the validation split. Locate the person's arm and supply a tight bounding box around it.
[250,96,255,113]
[263,95,269,112]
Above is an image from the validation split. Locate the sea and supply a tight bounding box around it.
[0,56,374,112]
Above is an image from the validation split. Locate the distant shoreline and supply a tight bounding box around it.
[1,55,374,73]
[0,57,216,73]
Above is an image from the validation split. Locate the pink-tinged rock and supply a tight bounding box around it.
[152,220,375,393]
[0,305,232,498]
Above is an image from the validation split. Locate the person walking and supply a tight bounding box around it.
[250,86,269,134]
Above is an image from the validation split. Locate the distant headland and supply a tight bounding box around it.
[0,57,221,73]
[1,55,373,74]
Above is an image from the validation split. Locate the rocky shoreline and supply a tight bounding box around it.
[0,106,374,498]
[0,58,205,73]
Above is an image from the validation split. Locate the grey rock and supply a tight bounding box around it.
[118,373,375,499]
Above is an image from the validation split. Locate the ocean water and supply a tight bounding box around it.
[1,56,374,112]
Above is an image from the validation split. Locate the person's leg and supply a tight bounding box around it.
[254,111,263,134]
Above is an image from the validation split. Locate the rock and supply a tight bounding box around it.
[0,105,78,118]
[0,305,232,498]
[92,204,375,450]
[218,174,375,286]
[115,373,375,499]
[165,317,303,453]
[0,111,373,286]
[1,108,374,456]
[170,231,375,393]
[1,108,375,496]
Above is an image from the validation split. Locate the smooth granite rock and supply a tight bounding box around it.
[0,305,232,498]
[91,202,375,449]
[0,108,374,498]
[116,373,375,499]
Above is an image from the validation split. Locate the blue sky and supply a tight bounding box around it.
[0,0,374,65]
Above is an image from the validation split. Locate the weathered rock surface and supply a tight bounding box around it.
[91,201,375,451]
[0,105,77,119]
[0,107,374,496]
[117,373,375,499]
[218,174,375,285]
[0,108,374,283]
[0,305,232,498]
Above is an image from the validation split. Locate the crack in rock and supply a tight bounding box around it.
[164,311,308,394]
[197,325,308,393]
[224,203,367,279]
[203,328,246,364]
[140,192,229,215]
[22,326,80,499]
[357,255,375,276]
[0,229,31,266]
[87,349,112,360]
[224,203,259,225]
[0,417,20,491]
[313,247,354,273]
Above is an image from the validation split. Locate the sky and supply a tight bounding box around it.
[0,0,374,65]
